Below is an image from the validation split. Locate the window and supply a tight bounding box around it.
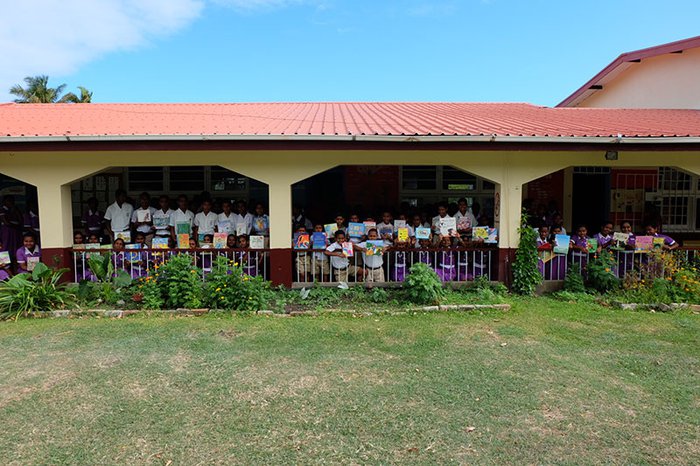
[128,167,164,192]
[442,167,476,191]
[402,166,437,190]
[169,166,205,192]
[211,167,248,192]
[658,167,692,191]
[661,196,689,227]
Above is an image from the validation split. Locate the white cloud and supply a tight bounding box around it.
[0,0,204,100]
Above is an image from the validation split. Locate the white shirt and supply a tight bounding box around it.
[454,210,477,231]
[217,212,236,235]
[131,207,156,234]
[232,212,254,235]
[359,240,385,268]
[104,202,134,232]
[169,209,195,234]
[376,222,394,239]
[153,208,174,236]
[431,214,452,233]
[194,211,218,235]
[326,242,349,269]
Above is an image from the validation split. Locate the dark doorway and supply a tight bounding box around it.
[572,172,610,233]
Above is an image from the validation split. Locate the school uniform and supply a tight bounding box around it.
[23,211,40,235]
[152,208,174,238]
[216,212,236,235]
[0,248,10,281]
[359,240,386,283]
[194,211,218,236]
[594,233,613,249]
[454,210,477,231]
[653,233,676,247]
[169,208,195,235]
[431,214,452,233]
[618,233,636,277]
[82,209,104,236]
[536,237,549,278]
[16,246,41,274]
[131,207,156,234]
[435,249,457,282]
[415,248,434,267]
[326,242,361,282]
[104,202,134,236]
[0,205,23,256]
[570,235,590,273]
[389,249,409,282]
[376,222,394,240]
[232,212,254,235]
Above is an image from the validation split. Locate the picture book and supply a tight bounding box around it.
[378,225,393,239]
[217,220,232,233]
[72,244,86,251]
[235,223,247,236]
[176,222,190,235]
[312,232,327,249]
[539,250,555,263]
[115,231,131,243]
[363,221,376,231]
[587,238,598,253]
[439,217,457,236]
[136,209,151,223]
[85,243,101,258]
[485,227,498,244]
[472,226,489,241]
[553,234,571,254]
[366,240,384,256]
[125,243,141,262]
[152,237,169,249]
[457,216,471,231]
[0,251,10,265]
[415,227,431,240]
[177,233,190,249]
[397,227,409,242]
[394,219,406,229]
[100,244,112,250]
[653,237,665,249]
[27,256,40,272]
[635,235,653,252]
[249,235,265,249]
[153,216,170,229]
[324,223,338,238]
[347,222,365,238]
[612,232,629,249]
[294,233,310,250]
[341,242,354,257]
[213,232,227,249]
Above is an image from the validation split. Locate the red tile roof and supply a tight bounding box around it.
[558,35,700,107]
[2,102,700,140]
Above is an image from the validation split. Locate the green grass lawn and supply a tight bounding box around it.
[0,298,698,465]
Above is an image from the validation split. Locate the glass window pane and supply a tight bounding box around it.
[442,167,476,191]
[128,167,164,192]
[402,166,437,190]
[211,167,248,192]
[170,167,204,192]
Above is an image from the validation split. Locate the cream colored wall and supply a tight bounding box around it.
[579,47,700,108]
[2,148,700,249]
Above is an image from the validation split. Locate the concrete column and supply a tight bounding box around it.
[266,180,293,286]
[563,167,574,232]
[36,183,74,269]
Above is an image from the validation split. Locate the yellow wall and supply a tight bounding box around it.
[2,148,700,249]
[578,47,700,109]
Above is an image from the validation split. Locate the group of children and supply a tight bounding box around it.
[0,195,42,280]
[293,201,496,283]
[536,220,678,279]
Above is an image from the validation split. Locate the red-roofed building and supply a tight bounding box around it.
[2,40,700,287]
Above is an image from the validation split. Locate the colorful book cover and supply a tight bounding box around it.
[176,222,190,235]
[539,250,555,263]
[415,227,431,240]
[235,223,247,236]
[72,244,86,251]
[152,237,169,249]
[439,217,457,236]
[553,234,571,254]
[587,238,598,253]
[457,217,471,231]
[397,227,409,242]
[363,221,376,232]
[394,219,407,229]
[485,227,498,244]
[254,216,268,233]
[0,251,10,265]
[635,235,653,252]
[341,241,354,257]
[612,232,629,249]
[294,233,310,250]
[213,232,227,249]
[100,244,112,250]
[472,226,489,241]
[115,231,131,243]
[324,223,338,237]
[312,232,327,249]
[366,240,384,256]
[153,216,170,228]
[378,225,393,239]
[347,222,365,238]
[653,237,665,249]
[177,233,190,249]
[125,243,141,262]
[217,220,232,233]
[136,210,151,223]
[27,256,40,271]
[249,235,265,249]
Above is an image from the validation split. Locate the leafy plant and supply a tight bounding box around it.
[512,211,542,295]
[563,269,586,293]
[204,256,272,311]
[0,263,75,320]
[155,254,204,309]
[404,262,445,305]
[587,250,620,293]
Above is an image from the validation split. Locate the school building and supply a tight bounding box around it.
[2,35,700,286]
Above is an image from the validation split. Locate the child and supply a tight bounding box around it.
[170,195,195,240]
[152,195,174,242]
[415,236,434,267]
[111,238,126,273]
[294,226,311,282]
[454,197,477,239]
[0,239,12,281]
[15,233,41,274]
[226,234,238,249]
[394,213,415,242]
[617,221,636,277]
[325,230,364,282]
[645,223,678,250]
[431,202,452,237]
[81,196,104,240]
[193,199,217,240]
[312,224,330,282]
[237,234,260,277]
[434,234,458,282]
[131,192,155,245]
[87,233,101,245]
[356,228,386,283]
[594,221,614,252]
[199,234,214,273]
[377,211,394,242]
[252,203,270,241]
[217,201,236,236]
[126,232,148,279]
[569,225,590,273]
[389,239,411,282]
[347,213,363,244]
[536,226,552,278]
[233,201,254,235]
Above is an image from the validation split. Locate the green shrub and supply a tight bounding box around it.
[404,262,445,305]
[0,264,75,320]
[512,211,542,295]
[563,269,586,293]
[587,250,620,293]
[469,275,508,296]
[155,254,204,309]
[204,256,272,311]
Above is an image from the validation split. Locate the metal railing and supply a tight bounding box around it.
[71,248,269,282]
[293,247,497,284]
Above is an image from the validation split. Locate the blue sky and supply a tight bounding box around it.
[2,0,700,106]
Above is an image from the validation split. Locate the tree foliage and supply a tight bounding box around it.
[512,210,542,295]
[9,75,92,103]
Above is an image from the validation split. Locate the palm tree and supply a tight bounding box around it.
[9,75,92,103]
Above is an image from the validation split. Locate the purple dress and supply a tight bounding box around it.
[390,251,408,282]
[536,237,548,278]
[616,233,636,278]
[594,233,613,250]
[1,206,22,259]
[570,235,589,274]
[435,250,457,282]
[239,251,259,277]
[0,248,10,281]
[82,210,104,236]
[15,246,41,274]
[416,250,433,267]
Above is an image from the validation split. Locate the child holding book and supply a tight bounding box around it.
[415,236,434,267]
[325,230,364,282]
[15,232,41,274]
[569,225,590,273]
[293,226,311,282]
[536,226,552,278]
[645,223,678,251]
[312,224,330,281]
[193,199,217,240]
[594,221,614,253]
[126,232,149,279]
[111,237,127,273]
[252,203,270,248]
[237,234,260,277]
[170,195,195,240]
[152,195,174,242]
[617,221,636,276]
[199,234,214,273]
[377,212,394,242]
[131,192,156,246]
[0,239,12,281]
[389,239,411,282]
[356,228,386,283]
[548,225,567,280]
[217,201,236,236]
[434,234,460,282]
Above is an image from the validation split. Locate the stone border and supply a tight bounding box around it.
[612,302,700,312]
